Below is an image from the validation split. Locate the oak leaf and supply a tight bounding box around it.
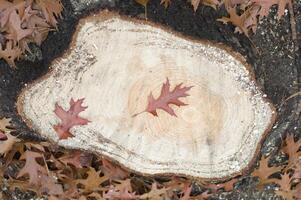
[145,78,192,117]
[191,0,219,11]
[53,98,90,140]
[59,150,93,168]
[0,40,22,68]
[251,156,283,187]
[76,167,108,192]
[282,133,301,170]
[17,150,47,185]
[251,0,291,18]
[36,0,63,28]
[0,132,20,155]
[272,173,294,200]
[0,117,13,133]
[103,179,139,200]
[101,158,129,180]
[39,174,64,196]
[139,182,168,199]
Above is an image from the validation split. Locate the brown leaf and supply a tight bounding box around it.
[59,150,93,168]
[191,0,219,11]
[251,156,283,187]
[273,173,294,200]
[160,0,171,8]
[0,40,22,68]
[139,182,168,199]
[145,78,192,117]
[218,6,249,36]
[282,133,301,170]
[36,0,63,27]
[0,132,20,155]
[77,167,108,192]
[17,150,47,185]
[135,0,149,7]
[54,98,90,140]
[101,158,129,180]
[103,179,139,200]
[40,174,64,195]
[251,0,291,18]
[0,117,13,133]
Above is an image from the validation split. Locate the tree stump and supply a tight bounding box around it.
[17,11,276,179]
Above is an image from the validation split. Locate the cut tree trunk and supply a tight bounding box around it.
[17,11,276,180]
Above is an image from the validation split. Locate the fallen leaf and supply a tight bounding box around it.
[77,167,108,192]
[53,98,90,140]
[160,0,171,8]
[0,40,22,68]
[139,182,168,199]
[0,117,13,133]
[59,150,92,168]
[101,158,129,180]
[17,150,47,185]
[103,179,139,200]
[145,78,192,117]
[251,156,283,187]
[0,132,20,155]
[36,0,63,27]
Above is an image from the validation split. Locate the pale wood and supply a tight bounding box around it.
[17,11,276,179]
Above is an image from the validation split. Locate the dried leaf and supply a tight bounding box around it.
[77,167,108,192]
[0,117,13,133]
[139,182,168,199]
[145,78,192,117]
[160,0,171,8]
[0,40,22,68]
[17,150,47,185]
[54,98,90,140]
[40,174,64,195]
[135,0,149,7]
[251,156,283,187]
[0,132,20,155]
[36,0,63,27]
[101,158,129,180]
[273,173,294,200]
[103,179,139,200]
[60,150,92,168]
[282,133,301,170]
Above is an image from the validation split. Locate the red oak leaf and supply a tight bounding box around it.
[53,98,90,140]
[145,78,192,117]
[59,150,93,168]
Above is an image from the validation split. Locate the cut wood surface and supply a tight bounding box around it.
[17,11,276,179]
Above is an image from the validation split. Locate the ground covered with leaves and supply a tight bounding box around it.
[0,0,301,199]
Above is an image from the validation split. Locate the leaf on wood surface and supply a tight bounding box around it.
[17,150,47,185]
[103,179,139,200]
[54,98,90,140]
[59,150,92,168]
[251,156,283,186]
[0,132,20,155]
[101,158,129,180]
[145,78,192,117]
[76,167,108,192]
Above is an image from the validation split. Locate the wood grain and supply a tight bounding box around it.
[17,11,276,180]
